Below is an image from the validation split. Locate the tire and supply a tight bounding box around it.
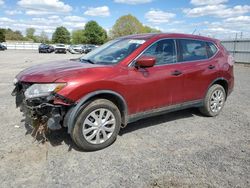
[71,99,121,151]
[199,84,226,117]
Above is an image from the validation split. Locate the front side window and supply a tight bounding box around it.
[179,39,208,62]
[80,39,146,65]
[141,39,177,65]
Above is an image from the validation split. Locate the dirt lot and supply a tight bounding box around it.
[0,50,249,188]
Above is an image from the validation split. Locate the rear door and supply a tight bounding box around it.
[177,39,219,102]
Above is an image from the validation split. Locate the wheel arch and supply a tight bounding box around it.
[209,78,229,98]
[66,90,128,134]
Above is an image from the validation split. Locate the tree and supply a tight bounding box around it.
[52,26,70,44]
[110,14,161,38]
[72,29,86,44]
[26,28,35,40]
[110,14,145,38]
[0,29,5,42]
[34,31,49,43]
[84,21,107,45]
[5,29,24,41]
[142,26,161,33]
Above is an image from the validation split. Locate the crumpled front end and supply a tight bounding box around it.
[12,81,74,139]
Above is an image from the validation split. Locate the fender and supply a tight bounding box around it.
[66,90,128,134]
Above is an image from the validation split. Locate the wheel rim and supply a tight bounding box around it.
[82,108,116,144]
[210,89,224,113]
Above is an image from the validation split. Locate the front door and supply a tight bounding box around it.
[127,39,185,114]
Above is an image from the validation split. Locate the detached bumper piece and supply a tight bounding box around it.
[12,82,74,140]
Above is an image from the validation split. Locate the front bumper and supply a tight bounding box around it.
[12,82,74,130]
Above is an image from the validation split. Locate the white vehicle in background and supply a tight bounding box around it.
[54,44,67,54]
[82,44,99,54]
[68,45,83,54]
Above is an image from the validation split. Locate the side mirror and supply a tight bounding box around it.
[135,56,156,68]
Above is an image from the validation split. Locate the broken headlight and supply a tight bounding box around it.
[24,83,66,99]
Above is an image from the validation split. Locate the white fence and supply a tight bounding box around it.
[2,42,71,50]
[2,42,40,50]
[221,39,250,64]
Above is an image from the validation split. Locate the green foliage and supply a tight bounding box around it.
[34,31,49,43]
[110,14,161,38]
[52,26,71,44]
[72,30,86,44]
[0,29,5,42]
[84,21,107,45]
[142,26,161,33]
[110,14,144,38]
[26,28,35,41]
[4,28,25,41]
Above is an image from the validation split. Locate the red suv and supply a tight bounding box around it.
[12,33,234,151]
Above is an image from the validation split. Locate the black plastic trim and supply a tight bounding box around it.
[128,99,203,123]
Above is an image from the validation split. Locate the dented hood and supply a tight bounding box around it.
[16,59,102,83]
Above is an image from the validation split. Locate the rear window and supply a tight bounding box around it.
[179,39,208,62]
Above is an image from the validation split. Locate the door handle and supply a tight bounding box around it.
[208,65,215,69]
[171,70,182,76]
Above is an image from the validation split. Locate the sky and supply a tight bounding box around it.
[0,0,250,39]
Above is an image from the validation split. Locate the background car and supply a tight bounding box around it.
[38,44,54,53]
[0,43,7,51]
[54,44,67,54]
[68,45,84,54]
[82,44,98,53]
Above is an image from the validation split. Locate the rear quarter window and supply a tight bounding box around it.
[206,42,218,58]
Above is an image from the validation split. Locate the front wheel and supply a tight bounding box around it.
[71,99,121,151]
[199,84,226,117]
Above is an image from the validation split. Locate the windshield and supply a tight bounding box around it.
[80,38,146,65]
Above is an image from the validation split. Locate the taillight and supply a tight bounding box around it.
[228,55,235,66]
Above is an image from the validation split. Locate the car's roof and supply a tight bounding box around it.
[120,33,218,42]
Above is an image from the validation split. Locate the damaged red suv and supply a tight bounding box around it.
[12,33,234,151]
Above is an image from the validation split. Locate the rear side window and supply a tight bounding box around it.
[179,39,208,62]
[141,39,177,65]
[206,42,218,58]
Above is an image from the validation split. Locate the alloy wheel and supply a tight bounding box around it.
[210,89,224,113]
[82,108,116,144]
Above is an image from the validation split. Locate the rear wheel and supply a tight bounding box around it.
[199,84,226,117]
[71,99,121,151]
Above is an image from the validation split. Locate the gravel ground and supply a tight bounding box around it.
[0,50,249,188]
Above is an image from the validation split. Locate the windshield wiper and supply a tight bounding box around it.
[80,58,95,64]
